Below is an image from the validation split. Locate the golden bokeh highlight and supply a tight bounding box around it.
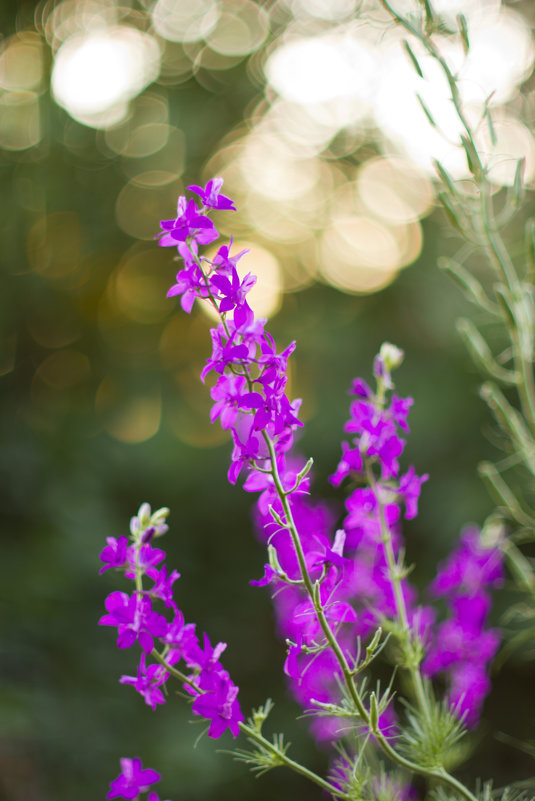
[205,0,269,57]
[0,33,45,93]
[95,378,162,443]
[110,242,175,324]
[158,40,194,84]
[166,367,227,447]
[357,156,435,224]
[0,91,41,151]
[151,0,220,43]
[103,93,169,155]
[158,315,192,370]
[319,213,422,294]
[115,178,183,240]
[120,127,185,185]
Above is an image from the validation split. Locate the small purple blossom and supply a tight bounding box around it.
[187,178,236,211]
[107,757,161,800]
[99,591,168,653]
[120,654,169,710]
[100,536,128,574]
[156,196,218,247]
[147,565,180,609]
[191,672,244,738]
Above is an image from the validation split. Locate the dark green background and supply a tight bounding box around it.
[1,2,535,800]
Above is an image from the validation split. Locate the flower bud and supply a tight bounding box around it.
[378,342,404,372]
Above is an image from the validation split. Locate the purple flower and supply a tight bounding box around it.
[200,324,251,382]
[423,527,504,726]
[329,442,363,487]
[398,466,428,520]
[99,591,168,653]
[125,543,165,581]
[191,672,244,738]
[187,178,236,211]
[156,196,218,247]
[350,378,372,398]
[250,563,278,587]
[167,242,209,314]
[210,268,256,330]
[147,565,180,609]
[228,423,266,485]
[389,393,413,432]
[209,239,248,275]
[120,654,169,710]
[210,374,253,430]
[163,611,202,666]
[430,527,504,598]
[100,536,128,574]
[107,757,161,800]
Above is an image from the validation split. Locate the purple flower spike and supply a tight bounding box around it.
[107,757,161,800]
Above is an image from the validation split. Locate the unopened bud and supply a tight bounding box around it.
[379,342,404,372]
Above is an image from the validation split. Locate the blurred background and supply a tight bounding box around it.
[1,0,535,798]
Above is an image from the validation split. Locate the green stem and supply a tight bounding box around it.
[365,461,431,719]
[379,0,535,434]
[151,650,349,799]
[191,236,477,800]
[262,435,478,801]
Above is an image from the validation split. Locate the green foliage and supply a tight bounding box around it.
[399,697,469,771]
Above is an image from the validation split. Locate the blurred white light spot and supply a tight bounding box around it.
[477,114,535,187]
[319,214,422,294]
[358,156,434,223]
[458,8,534,105]
[373,7,534,175]
[240,132,321,200]
[419,0,501,27]
[206,0,269,57]
[265,31,375,107]
[287,0,357,22]
[320,216,401,293]
[152,0,219,43]
[51,27,160,126]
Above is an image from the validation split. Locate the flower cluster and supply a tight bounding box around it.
[156,179,303,486]
[154,179,504,741]
[423,526,504,726]
[252,344,432,741]
[100,177,511,800]
[99,503,243,739]
[251,342,504,738]
[329,344,431,642]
